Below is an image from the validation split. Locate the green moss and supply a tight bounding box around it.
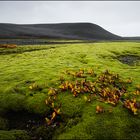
[57,93,85,118]
[34,126,55,140]
[0,117,8,130]
[57,101,140,139]
[57,122,92,140]
[0,94,25,114]
[0,130,15,140]
[25,93,50,115]
[0,42,140,139]
[0,130,30,140]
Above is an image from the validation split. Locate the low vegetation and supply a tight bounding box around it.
[0,44,17,49]
[0,41,140,139]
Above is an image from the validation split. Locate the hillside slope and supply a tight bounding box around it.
[0,23,122,40]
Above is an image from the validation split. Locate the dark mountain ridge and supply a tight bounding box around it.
[0,23,123,40]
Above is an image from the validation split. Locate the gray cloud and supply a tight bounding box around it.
[0,1,140,36]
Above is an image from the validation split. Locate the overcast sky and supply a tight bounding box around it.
[0,1,140,37]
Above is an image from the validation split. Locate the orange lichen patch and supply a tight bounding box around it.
[54,108,61,115]
[45,107,61,126]
[133,90,140,95]
[45,96,57,108]
[133,85,140,95]
[87,68,94,75]
[48,88,58,96]
[87,68,97,77]
[75,70,86,78]
[125,78,133,84]
[96,105,104,114]
[59,79,96,97]
[83,94,95,102]
[45,117,52,125]
[59,69,129,100]
[59,81,72,91]
[66,69,87,78]
[43,68,140,127]
[136,85,140,91]
[29,83,38,90]
[45,111,57,126]
[97,73,119,85]
[123,99,139,115]
[99,87,123,106]
[45,93,61,125]
[0,44,17,48]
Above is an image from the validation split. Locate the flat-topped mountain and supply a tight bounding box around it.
[0,23,123,40]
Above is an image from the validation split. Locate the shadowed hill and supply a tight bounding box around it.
[0,23,122,40]
[124,37,140,41]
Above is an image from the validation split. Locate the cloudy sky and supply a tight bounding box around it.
[0,1,140,37]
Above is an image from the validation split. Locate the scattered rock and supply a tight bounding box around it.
[117,55,140,66]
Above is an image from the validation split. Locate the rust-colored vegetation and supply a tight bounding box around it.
[0,44,17,49]
[41,68,140,126]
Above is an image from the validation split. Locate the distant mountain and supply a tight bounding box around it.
[123,37,140,41]
[0,23,123,40]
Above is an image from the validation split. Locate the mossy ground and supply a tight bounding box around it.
[0,41,140,139]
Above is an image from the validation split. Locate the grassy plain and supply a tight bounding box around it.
[0,42,140,139]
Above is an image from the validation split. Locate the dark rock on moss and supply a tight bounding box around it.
[118,55,140,66]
